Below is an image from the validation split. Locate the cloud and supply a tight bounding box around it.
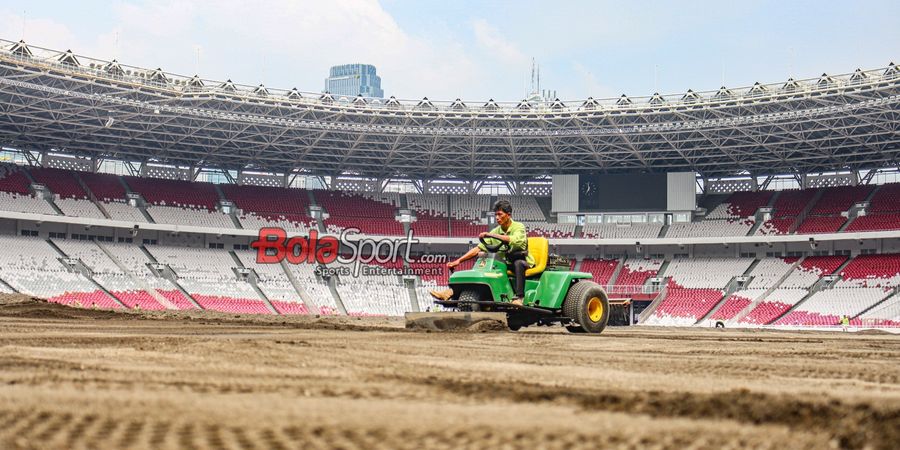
[96,0,484,99]
[0,10,77,51]
[471,18,528,66]
[571,61,618,99]
[1,1,488,99]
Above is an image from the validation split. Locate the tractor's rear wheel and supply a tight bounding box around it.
[458,289,481,312]
[562,281,609,334]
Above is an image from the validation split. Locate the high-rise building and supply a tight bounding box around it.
[324,64,384,98]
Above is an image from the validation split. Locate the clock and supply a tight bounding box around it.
[580,180,597,197]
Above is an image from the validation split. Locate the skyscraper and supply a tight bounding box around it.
[324,64,384,98]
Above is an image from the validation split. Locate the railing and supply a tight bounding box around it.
[607,284,661,296]
[1,38,898,114]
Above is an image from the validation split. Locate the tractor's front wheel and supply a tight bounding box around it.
[457,289,481,312]
[562,281,609,334]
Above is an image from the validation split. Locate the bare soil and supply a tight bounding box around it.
[0,294,898,449]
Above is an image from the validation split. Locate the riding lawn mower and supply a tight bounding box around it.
[405,236,610,333]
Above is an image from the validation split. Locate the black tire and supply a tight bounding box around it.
[562,281,609,334]
[458,289,481,312]
[507,316,524,331]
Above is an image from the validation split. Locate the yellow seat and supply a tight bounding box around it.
[507,236,549,278]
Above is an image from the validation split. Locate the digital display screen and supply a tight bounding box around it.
[578,173,667,211]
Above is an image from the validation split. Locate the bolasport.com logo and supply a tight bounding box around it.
[250,227,447,278]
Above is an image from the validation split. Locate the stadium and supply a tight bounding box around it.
[0,30,898,450]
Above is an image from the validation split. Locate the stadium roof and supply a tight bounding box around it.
[0,39,898,181]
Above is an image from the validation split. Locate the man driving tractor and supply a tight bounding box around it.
[430,200,534,305]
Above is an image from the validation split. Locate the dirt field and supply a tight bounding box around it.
[0,295,898,450]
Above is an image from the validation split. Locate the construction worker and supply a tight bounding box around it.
[841,315,850,332]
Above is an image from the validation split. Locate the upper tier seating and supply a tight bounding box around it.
[221,184,311,216]
[773,189,818,217]
[410,217,449,237]
[705,191,773,219]
[665,219,754,238]
[125,176,221,210]
[449,220,487,237]
[146,205,236,228]
[55,198,106,219]
[29,168,89,199]
[867,183,900,213]
[496,195,546,221]
[79,172,127,201]
[808,185,874,216]
[124,176,233,228]
[523,222,575,238]
[449,194,490,221]
[32,167,105,219]
[407,194,448,217]
[0,164,32,194]
[78,172,147,222]
[101,201,148,222]
[755,217,796,235]
[238,213,314,234]
[325,217,404,236]
[582,223,662,239]
[317,190,402,236]
[793,185,874,234]
[795,216,847,234]
[756,189,820,235]
[0,191,57,215]
[845,213,900,233]
[315,190,396,218]
[0,166,56,215]
[359,191,402,208]
[8,164,900,241]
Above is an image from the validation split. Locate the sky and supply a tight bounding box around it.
[2,0,898,102]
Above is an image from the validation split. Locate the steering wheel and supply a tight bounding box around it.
[479,235,509,253]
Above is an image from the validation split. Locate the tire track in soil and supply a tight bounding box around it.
[0,407,827,450]
[117,420,145,449]
[400,374,899,450]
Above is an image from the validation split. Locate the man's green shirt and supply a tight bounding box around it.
[477,219,535,267]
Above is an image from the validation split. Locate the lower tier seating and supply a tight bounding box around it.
[708,289,765,321]
[738,289,810,325]
[643,287,724,326]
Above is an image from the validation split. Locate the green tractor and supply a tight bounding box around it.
[422,236,610,333]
